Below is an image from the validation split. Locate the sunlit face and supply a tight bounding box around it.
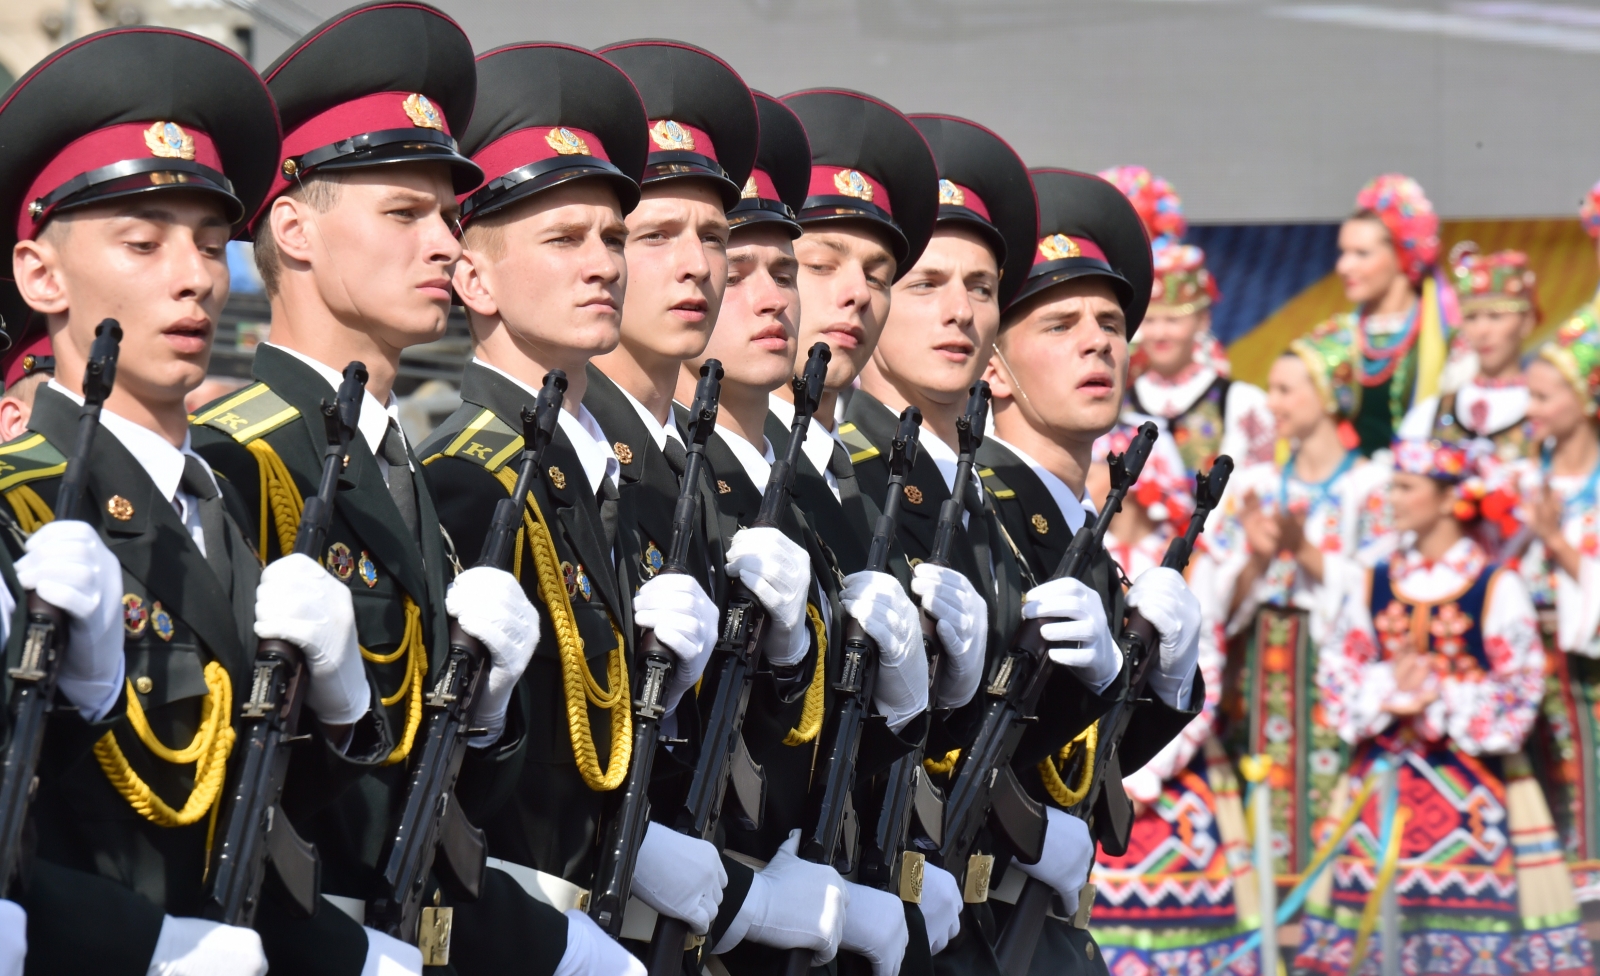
[1336,217,1404,306]
[875,226,999,403]
[988,277,1128,442]
[1389,471,1452,535]
[618,181,730,362]
[1458,304,1533,377]
[1266,354,1330,442]
[1137,307,1209,377]
[14,191,232,407]
[793,221,897,391]
[454,180,628,361]
[1525,357,1590,443]
[690,224,798,393]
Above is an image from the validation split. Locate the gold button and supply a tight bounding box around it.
[134,676,154,695]
[1085,942,1096,961]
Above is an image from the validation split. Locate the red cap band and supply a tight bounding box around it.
[938,180,990,222]
[268,90,454,203]
[471,126,611,188]
[807,165,893,217]
[1032,233,1107,267]
[2,330,51,389]
[741,168,780,203]
[647,119,718,162]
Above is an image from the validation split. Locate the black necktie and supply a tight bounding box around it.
[597,474,620,555]
[181,454,231,593]
[827,440,862,511]
[663,437,688,477]
[381,421,419,542]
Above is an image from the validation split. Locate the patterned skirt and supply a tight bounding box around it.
[1293,733,1593,976]
[1092,748,1258,975]
[1528,640,1600,902]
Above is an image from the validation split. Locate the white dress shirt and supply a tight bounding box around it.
[472,359,619,496]
[616,383,685,454]
[768,393,840,501]
[986,434,1094,534]
[266,343,410,485]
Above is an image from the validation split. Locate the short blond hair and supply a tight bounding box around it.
[252,174,344,295]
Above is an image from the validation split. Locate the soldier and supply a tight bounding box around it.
[975,168,1205,973]
[191,4,540,972]
[418,40,740,969]
[0,24,384,974]
[0,311,53,441]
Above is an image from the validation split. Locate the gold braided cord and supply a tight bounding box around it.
[1038,721,1098,807]
[245,438,303,563]
[93,661,235,829]
[783,605,828,747]
[368,596,427,765]
[4,485,54,534]
[490,465,631,790]
[924,749,961,777]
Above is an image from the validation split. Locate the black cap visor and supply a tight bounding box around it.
[936,206,1007,266]
[287,126,483,194]
[1008,257,1134,315]
[33,157,243,227]
[463,155,640,223]
[641,151,742,209]
[798,195,909,265]
[729,198,801,238]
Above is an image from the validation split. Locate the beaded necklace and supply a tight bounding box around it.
[1357,304,1420,386]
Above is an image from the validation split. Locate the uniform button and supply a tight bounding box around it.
[134,676,154,695]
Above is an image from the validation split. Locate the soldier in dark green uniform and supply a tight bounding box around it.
[191,4,543,973]
[974,169,1207,976]
[0,24,387,975]
[419,41,739,967]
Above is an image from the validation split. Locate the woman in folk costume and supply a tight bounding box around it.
[1201,324,1394,887]
[1100,166,1277,473]
[1324,174,1464,457]
[1516,313,1600,904]
[1295,436,1592,976]
[1080,424,1258,974]
[1401,245,1540,471]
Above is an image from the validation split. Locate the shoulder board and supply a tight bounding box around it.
[192,382,300,444]
[422,408,523,473]
[0,432,67,493]
[977,466,1016,500]
[835,421,880,464]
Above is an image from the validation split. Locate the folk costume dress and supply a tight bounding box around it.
[1295,524,1591,976]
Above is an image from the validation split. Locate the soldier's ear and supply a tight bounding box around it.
[983,349,1013,404]
[452,250,500,322]
[268,195,318,268]
[13,237,70,317]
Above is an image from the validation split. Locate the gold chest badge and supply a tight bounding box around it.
[1030,513,1049,535]
[106,495,135,521]
[547,466,567,490]
[403,93,444,130]
[144,121,196,160]
[546,127,591,155]
[903,485,924,505]
[612,442,634,466]
[833,169,873,201]
[650,120,695,152]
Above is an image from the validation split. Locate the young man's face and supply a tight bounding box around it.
[13,191,232,406]
[689,223,798,392]
[283,163,462,351]
[793,221,897,391]
[454,179,628,363]
[619,181,729,363]
[1136,306,1208,378]
[987,277,1128,443]
[876,226,999,404]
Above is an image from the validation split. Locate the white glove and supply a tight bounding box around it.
[360,926,422,976]
[910,564,987,709]
[841,882,908,976]
[253,553,369,725]
[145,915,267,976]
[555,909,646,976]
[1125,567,1201,709]
[447,566,539,745]
[841,571,928,733]
[726,526,812,667]
[712,829,847,962]
[0,900,24,976]
[1022,577,1121,695]
[633,573,719,713]
[1013,808,1095,917]
[920,862,962,955]
[16,519,124,721]
[631,821,727,935]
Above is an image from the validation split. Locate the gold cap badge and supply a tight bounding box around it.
[403,93,444,130]
[106,495,135,521]
[546,127,591,156]
[650,119,695,152]
[1037,234,1080,261]
[144,121,196,161]
[938,179,965,207]
[742,175,760,199]
[833,169,873,202]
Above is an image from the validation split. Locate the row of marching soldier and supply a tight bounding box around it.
[0,4,1591,976]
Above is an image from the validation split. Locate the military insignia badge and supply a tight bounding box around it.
[742,175,760,199]
[359,551,378,588]
[123,594,148,636]
[403,93,445,130]
[1030,513,1049,535]
[938,179,965,207]
[904,484,924,505]
[546,126,591,155]
[717,480,732,494]
[833,169,873,202]
[641,542,664,580]
[144,121,196,161]
[151,602,175,641]
[547,466,567,490]
[613,442,634,466]
[327,542,356,581]
[650,119,695,152]
[562,561,593,601]
[1037,234,1081,261]
[106,495,135,521]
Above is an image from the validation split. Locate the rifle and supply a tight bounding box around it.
[993,454,1234,976]
[368,370,567,955]
[643,344,830,976]
[781,406,923,976]
[859,383,990,902]
[0,320,121,895]
[936,423,1157,910]
[204,362,367,924]
[591,361,722,937]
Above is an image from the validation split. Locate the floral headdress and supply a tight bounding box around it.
[1098,165,1184,250]
[1580,178,1600,239]
[1354,174,1439,285]
[1288,322,1362,420]
[1448,242,1539,321]
[1391,436,1520,531]
[1150,243,1219,313]
[1094,422,1194,526]
[1539,311,1600,419]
